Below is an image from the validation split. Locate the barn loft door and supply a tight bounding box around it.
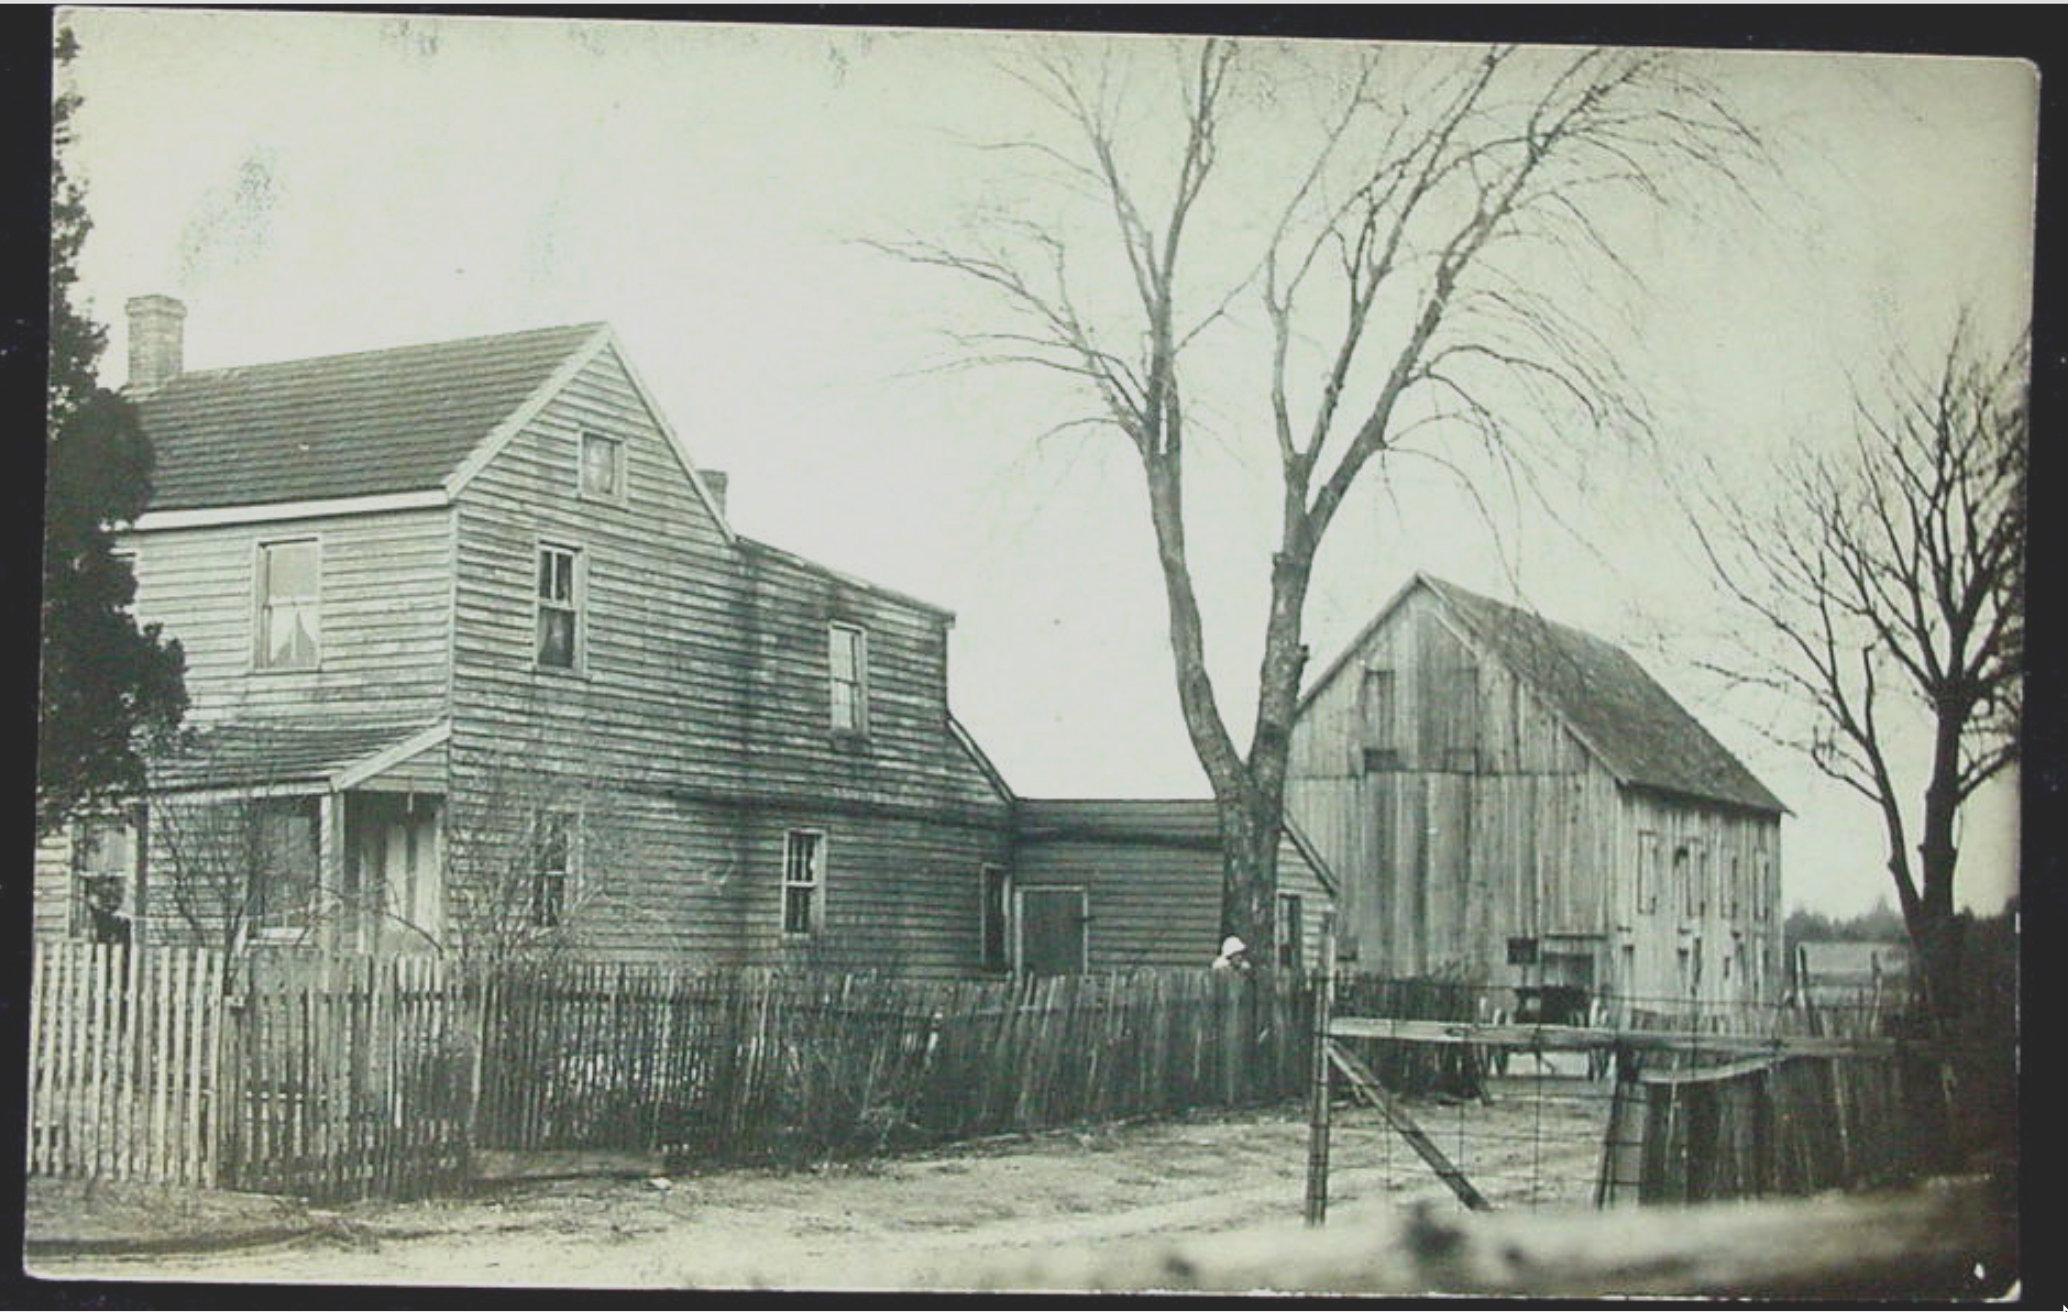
[1017,886,1087,975]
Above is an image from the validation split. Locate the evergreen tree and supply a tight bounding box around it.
[37,26,187,837]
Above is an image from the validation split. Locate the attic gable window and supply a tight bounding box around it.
[579,432,624,502]
[255,539,320,670]
[536,544,582,670]
[828,623,869,736]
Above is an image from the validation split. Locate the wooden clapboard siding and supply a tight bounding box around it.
[1290,578,1780,1003]
[740,544,1004,811]
[447,342,1007,971]
[740,805,1014,978]
[118,506,452,726]
[451,343,749,800]
[1011,805,1333,972]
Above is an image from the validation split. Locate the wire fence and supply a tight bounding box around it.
[1313,972,1955,1215]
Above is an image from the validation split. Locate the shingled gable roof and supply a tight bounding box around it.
[1305,573,1787,816]
[130,321,732,537]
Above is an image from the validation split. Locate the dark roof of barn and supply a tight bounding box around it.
[149,721,440,791]
[1418,576,1786,815]
[1016,800,1337,894]
[135,322,603,511]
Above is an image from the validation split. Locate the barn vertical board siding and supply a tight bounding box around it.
[1289,580,1782,1003]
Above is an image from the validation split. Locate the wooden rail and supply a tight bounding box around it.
[1328,1016,1902,1059]
[1326,1042,1489,1211]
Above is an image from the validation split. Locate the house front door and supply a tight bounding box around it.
[346,793,443,952]
[1017,886,1087,975]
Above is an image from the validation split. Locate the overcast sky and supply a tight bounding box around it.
[59,11,2033,917]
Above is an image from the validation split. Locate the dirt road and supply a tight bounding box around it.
[33,1078,1611,1292]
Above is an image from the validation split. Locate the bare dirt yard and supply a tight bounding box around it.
[31,1075,1613,1292]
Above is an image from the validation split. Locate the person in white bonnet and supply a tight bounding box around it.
[1212,935,1251,972]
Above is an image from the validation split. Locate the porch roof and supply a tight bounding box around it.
[147,721,449,794]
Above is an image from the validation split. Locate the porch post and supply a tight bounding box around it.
[319,791,347,951]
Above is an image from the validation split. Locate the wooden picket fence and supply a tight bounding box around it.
[27,942,225,1186]
[28,942,1312,1200]
[216,951,473,1200]
[475,965,1307,1166]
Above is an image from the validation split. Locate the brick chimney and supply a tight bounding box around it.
[125,294,187,393]
[701,469,728,517]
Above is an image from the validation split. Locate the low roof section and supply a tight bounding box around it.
[1015,799,1338,897]
[147,721,450,796]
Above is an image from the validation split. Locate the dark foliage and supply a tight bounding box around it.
[37,26,187,837]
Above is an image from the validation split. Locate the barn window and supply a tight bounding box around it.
[783,830,825,936]
[1440,664,1479,772]
[580,432,624,501]
[1727,854,1742,921]
[1635,831,1661,915]
[1753,844,1772,920]
[1277,893,1305,972]
[1675,843,1698,919]
[536,544,582,670]
[530,811,577,928]
[1360,669,1399,771]
[72,814,138,944]
[828,623,869,736]
[981,864,1012,972]
[254,539,320,670]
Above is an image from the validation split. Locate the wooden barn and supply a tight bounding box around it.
[1286,574,1786,1013]
[35,297,1332,977]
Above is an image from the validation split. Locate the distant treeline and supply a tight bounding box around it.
[1782,896,2018,958]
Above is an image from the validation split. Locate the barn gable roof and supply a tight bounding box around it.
[1304,573,1786,816]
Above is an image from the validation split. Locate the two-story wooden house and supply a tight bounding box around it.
[1286,574,1787,1012]
[37,297,1335,977]
[39,296,1015,973]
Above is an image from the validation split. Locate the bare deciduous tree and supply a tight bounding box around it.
[1693,325,2025,1028]
[875,39,1764,955]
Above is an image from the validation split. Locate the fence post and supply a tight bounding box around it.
[1304,910,1337,1226]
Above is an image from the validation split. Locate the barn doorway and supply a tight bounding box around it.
[1017,886,1087,975]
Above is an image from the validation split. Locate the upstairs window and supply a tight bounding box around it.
[531,811,576,928]
[255,539,320,670]
[828,623,869,736]
[580,432,624,501]
[1360,669,1398,772]
[783,830,825,936]
[536,544,582,670]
